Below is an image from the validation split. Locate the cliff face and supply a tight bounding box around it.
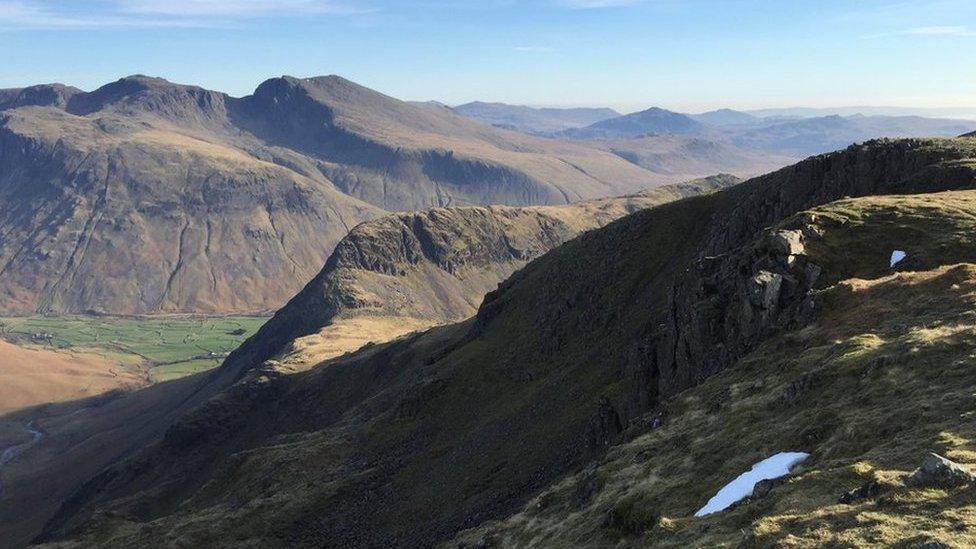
[35,139,976,548]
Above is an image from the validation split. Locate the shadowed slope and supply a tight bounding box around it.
[0,177,731,548]
[33,138,976,547]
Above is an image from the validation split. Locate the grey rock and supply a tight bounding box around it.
[752,476,787,499]
[749,271,784,310]
[769,229,805,257]
[907,453,976,487]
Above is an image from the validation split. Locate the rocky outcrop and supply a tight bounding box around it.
[649,138,976,401]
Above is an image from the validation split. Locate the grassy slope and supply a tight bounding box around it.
[0,341,143,417]
[452,191,976,548]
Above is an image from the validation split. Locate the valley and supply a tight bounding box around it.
[5,136,972,548]
[0,315,267,384]
[2,51,975,549]
[6,0,976,546]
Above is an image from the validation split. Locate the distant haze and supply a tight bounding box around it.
[2,0,974,111]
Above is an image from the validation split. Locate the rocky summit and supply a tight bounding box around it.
[26,137,976,548]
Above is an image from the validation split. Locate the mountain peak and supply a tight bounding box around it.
[0,83,82,111]
[560,105,705,139]
[65,75,223,117]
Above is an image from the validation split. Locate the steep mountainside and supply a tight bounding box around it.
[0,176,734,548]
[452,102,619,135]
[237,176,738,369]
[230,76,664,208]
[0,95,384,314]
[32,138,976,547]
[0,74,688,315]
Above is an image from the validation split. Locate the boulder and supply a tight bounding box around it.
[769,229,805,257]
[906,453,976,487]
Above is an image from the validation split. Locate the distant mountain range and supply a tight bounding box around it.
[452,102,619,135]
[559,107,707,139]
[561,107,974,156]
[745,106,976,119]
[452,102,976,157]
[0,75,786,316]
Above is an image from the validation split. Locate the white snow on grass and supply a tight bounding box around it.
[694,451,809,517]
[890,250,907,268]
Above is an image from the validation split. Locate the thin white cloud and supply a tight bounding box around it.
[862,25,976,39]
[558,0,641,7]
[0,0,367,30]
[904,25,976,36]
[117,0,364,16]
[513,45,555,52]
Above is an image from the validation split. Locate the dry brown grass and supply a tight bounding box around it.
[275,316,436,372]
[0,340,145,416]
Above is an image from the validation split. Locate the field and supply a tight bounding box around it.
[0,315,268,382]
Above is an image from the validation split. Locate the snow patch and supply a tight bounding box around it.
[694,451,809,517]
[890,250,907,268]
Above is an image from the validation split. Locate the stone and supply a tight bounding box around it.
[907,453,976,487]
[748,271,784,310]
[752,476,787,499]
[769,229,805,257]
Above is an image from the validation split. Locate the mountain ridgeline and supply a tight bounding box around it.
[535,104,976,156]
[33,137,976,547]
[452,102,620,135]
[0,75,787,316]
[0,76,782,314]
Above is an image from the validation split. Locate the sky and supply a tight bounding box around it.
[1,0,974,113]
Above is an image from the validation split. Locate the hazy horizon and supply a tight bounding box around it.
[1,0,973,113]
[5,72,976,120]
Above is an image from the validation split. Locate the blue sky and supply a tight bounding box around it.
[1,0,974,112]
